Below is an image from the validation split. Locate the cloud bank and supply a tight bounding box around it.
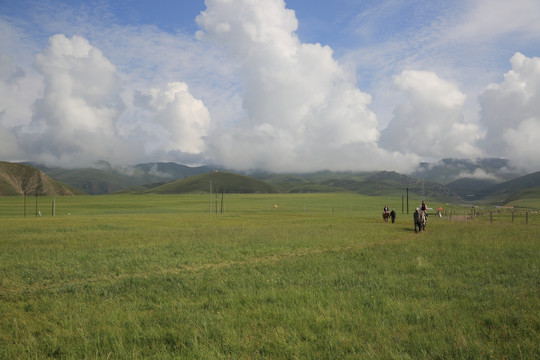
[478,52,540,171]
[196,0,416,172]
[23,35,127,167]
[0,0,539,173]
[380,70,482,160]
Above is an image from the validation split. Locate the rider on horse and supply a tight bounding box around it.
[414,208,426,232]
[420,200,428,218]
[382,205,390,222]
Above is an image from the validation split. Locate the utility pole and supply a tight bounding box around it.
[406,187,409,214]
[209,180,212,213]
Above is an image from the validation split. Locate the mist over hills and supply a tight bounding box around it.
[412,158,524,184]
[3,158,538,207]
[28,162,214,195]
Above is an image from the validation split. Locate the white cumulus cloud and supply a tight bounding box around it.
[1,0,539,175]
[1,31,214,168]
[478,52,540,171]
[133,82,211,154]
[380,70,482,159]
[196,0,415,172]
[21,34,128,167]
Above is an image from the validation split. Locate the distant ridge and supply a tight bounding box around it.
[0,162,85,196]
[446,178,499,199]
[28,162,214,195]
[147,171,280,194]
[412,158,523,184]
[15,159,540,206]
[367,171,457,198]
[481,170,540,204]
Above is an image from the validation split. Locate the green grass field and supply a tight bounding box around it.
[1,194,539,359]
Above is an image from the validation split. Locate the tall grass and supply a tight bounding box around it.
[1,194,538,359]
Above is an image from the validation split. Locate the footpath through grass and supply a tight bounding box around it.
[0,194,539,359]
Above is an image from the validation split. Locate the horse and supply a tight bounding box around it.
[414,209,426,233]
[382,211,390,223]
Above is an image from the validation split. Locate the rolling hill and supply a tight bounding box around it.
[30,162,214,195]
[13,159,539,206]
[147,171,280,194]
[480,170,540,204]
[0,162,85,196]
[502,188,540,208]
[445,178,499,199]
[257,170,460,200]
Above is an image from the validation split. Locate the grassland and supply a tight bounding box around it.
[1,194,539,359]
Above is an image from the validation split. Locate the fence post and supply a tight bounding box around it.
[526,211,528,225]
[490,211,493,223]
[512,211,514,223]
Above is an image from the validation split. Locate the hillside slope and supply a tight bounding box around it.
[148,171,280,194]
[33,162,213,195]
[0,162,85,196]
[482,171,540,204]
[444,178,499,199]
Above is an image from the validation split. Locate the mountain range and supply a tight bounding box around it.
[0,162,85,196]
[1,159,538,207]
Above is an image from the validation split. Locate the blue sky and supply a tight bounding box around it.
[1,0,539,174]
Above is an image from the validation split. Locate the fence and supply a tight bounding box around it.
[439,208,537,225]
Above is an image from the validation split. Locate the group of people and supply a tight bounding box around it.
[383,200,432,224]
[383,204,397,223]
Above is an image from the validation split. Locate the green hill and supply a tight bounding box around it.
[148,171,280,194]
[0,162,85,196]
[445,178,499,199]
[481,171,540,205]
[31,162,213,195]
[15,158,538,204]
[260,174,347,193]
[317,171,459,200]
[501,187,540,208]
[255,170,460,201]
[44,167,143,195]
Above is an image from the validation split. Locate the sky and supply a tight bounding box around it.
[1,0,539,175]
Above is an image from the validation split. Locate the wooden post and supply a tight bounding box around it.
[512,211,514,223]
[490,211,493,223]
[209,181,212,214]
[526,211,528,225]
[220,188,224,214]
[406,187,409,214]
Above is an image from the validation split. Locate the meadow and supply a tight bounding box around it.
[1,193,539,359]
